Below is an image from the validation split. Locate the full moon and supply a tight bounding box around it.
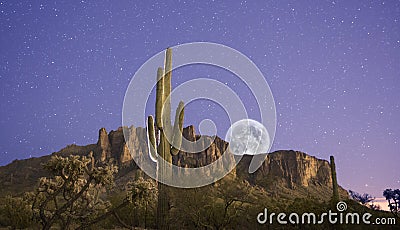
[225,119,271,155]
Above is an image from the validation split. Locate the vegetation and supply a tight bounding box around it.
[349,190,380,210]
[0,152,159,229]
[0,194,37,229]
[349,190,375,205]
[169,179,257,229]
[383,188,400,220]
[31,152,117,229]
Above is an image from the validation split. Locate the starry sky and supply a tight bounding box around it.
[0,1,399,199]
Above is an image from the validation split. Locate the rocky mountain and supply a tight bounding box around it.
[0,126,347,201]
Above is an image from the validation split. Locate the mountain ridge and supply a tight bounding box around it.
[0,125,348,201]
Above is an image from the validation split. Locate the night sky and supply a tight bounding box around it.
[1,1,399,199]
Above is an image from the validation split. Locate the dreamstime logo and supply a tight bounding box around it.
[336,201,347,212]
[257,201,396,225]
[122,42,276,188]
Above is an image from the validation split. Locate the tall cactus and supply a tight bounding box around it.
[330,155,339,202]
[163,48,173,132]
[146,48,185,229]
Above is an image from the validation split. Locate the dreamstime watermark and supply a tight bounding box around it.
[257,201,397,225]
[122,42,277,188]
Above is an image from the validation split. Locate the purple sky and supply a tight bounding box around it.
[0,1,399,199]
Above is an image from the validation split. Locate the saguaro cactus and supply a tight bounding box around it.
[146,48,185,229]
[330,155,339,202]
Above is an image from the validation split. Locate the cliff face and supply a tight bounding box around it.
[237,151,332,188]
[0,126,347,201]
[236,151,348,201]
[174,125,232,169]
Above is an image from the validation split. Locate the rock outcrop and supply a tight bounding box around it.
[96,127,111,162]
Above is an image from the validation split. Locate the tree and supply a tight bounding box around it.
[30,152,160,229]
[349,190,374,205]
[348,190,381,210]
[32,153,118,229]
[383,188,400,220]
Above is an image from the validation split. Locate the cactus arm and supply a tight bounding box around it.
[171,101,184,155]
[147,115,158,162]
[155,67,164,129]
